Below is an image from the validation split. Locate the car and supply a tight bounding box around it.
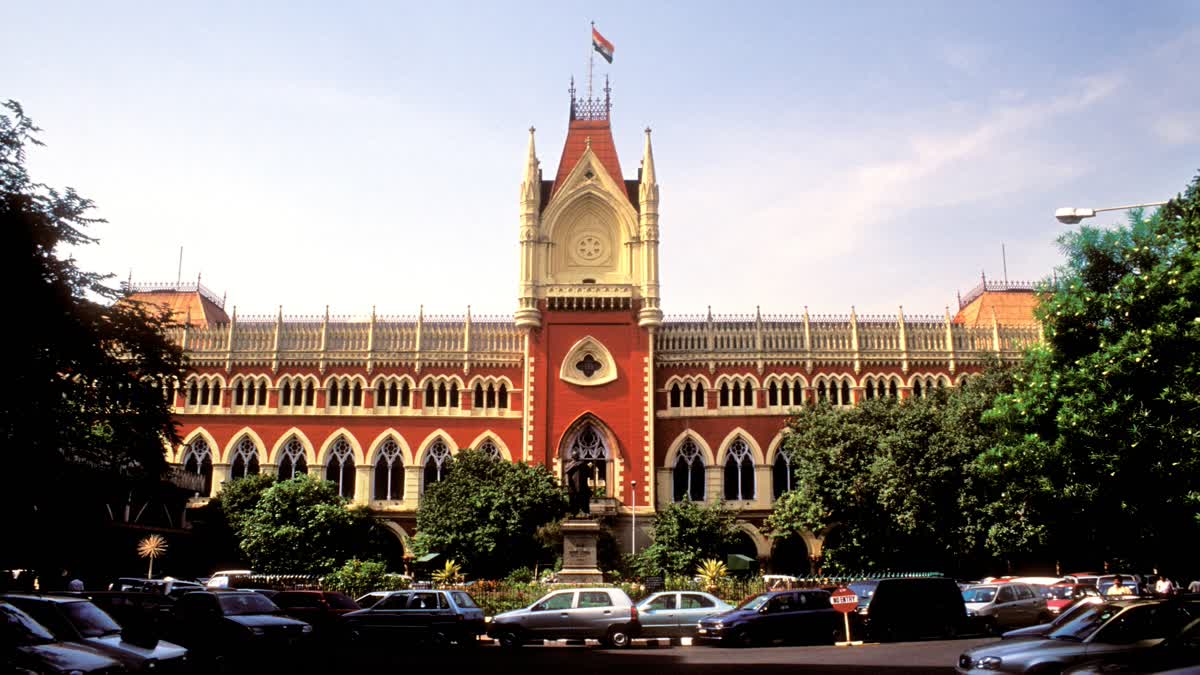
[1044,584,1102,617]
[695,589,841,647]
[340,589,483,646]
[1062,615,1200,673]
[205,570,254,589]
[1096,575,1144,598]
[354,591,389,609]
[166,590,311,668]
[762,575,800,590]
[851,577,967,641]
[3,594,188,672]
[634,591,734,639]
[0,600,126,675]
[956,597,1200,674]
[1001,595,1106,640]
[272,591,358,635]
[962,583,1052,634]
[81,591,178,639]
[106,578,203,600]
[487,587,639,648]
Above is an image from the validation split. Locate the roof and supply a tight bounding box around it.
[121,283,229,328]
[551,118,627,201]
[954,288,1041,327]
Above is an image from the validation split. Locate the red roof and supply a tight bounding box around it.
[953,289,1040,326]
[551,119,626,200]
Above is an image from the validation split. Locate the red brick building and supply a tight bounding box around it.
[128,85,1041,572]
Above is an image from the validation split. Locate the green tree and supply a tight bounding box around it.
[411,449,567,578]
[215,473,276,533]
[237,475,374,574]
[1,101,184,567]
[981,176,1200,570]
[635,499,740,576]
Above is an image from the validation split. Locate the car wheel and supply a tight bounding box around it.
[604,626,632,649]
[733,627,756,648]
[429,630,450,647]
[496,629,522,648]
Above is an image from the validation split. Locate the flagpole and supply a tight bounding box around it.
[588,20,595,100]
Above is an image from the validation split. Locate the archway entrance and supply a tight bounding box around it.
[769,534,811,576]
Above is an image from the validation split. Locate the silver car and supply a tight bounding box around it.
[487,587,639,648]
[635,591,733,639]
[962,583,1050,634]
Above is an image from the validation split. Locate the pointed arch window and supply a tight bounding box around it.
[479,439,502,461]
[841,380,851,405]
[682,383,694,408]
[720,382,730,407]
[305,381,315,406]
[792,381,803,405]
[773,448,796,499]
[695,383,705,407]
[567,424,609,497]
[230,437,260,480]
[889,379,899,398]
[474,384,484,408]
[423,440,453,492]
[670,384,681,408]
[498,384,508,408]
[373,439,404,501]
[326,437,356,499]
[768,381,779,406]
[282,381,292,406]
[277,437,308,479]
[673,439,706,502]
[182,438,213,496]
[723,438,755,501]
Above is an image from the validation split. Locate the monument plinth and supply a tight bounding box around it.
[559,519,603,583]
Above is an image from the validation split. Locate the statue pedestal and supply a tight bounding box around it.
[559,519,603,583]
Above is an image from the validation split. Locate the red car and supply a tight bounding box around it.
[1044,583,1101,615]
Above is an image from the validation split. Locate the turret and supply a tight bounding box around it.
[515,126,543,329]
[637,127,663,328]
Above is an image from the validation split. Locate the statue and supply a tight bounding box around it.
[564,449,593,515]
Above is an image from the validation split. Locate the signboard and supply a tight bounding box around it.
[644,576,665,594]
[830,587,859,614]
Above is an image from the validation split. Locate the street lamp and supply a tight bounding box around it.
[1054,201,1168,225]
[630,480,637,554]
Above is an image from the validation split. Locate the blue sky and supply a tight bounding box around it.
[4,1,1198,318]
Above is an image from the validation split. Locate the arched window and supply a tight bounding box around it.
[744,381,754,407]
[258,381,268,406]
[567,424,609,497]
[376,381,387,407]
[864,379,875,400]
[817,381,828,402]
[682,384,694,408]
[773,448,796,499]
[474,384,484,408]
[374,438,404,500]
[720,383,730,407]
[182,438,213,495]
[282,381,292,406]
[731,382,742,406]
[696,383,705,407]
[234,381,245,406]
[423,440,452,492]
[840,380,851,405]
[673,439,705,502]
[388,382,398,406]
[449,383,459,407]
[479,439,502,461]
[498,384,508,409]
[326,437,355,499]
[768,382,779,406]
[341,382,351,406]
[670,384,681,408]
[792,381,803,405]
[424,382,435,407]
[913,380,923,398]
[781,380,791,406]
[401,381,411,407]
[304,382,315,406]
[200,382,210,406]
[889,379,899,399]
[723,438,755,501]
[230,437,260,480]
[486,384,496,408]
[277,437,308,479]
[328,382,339,407]
[437,383,447,407]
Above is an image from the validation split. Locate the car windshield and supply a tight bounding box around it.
[737,594,772,611]
[848,581,877,605]
[217,593,280,616]
[1047,586,1079,600]
[1,605,56,645]
[962,587,997,603]
[355,594,384,608]
[63,602,122,638]
[1047,603,1121,641]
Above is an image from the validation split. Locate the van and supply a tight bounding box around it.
[850,577,966,641]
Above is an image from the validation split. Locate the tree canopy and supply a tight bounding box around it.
[411,449,567,579]
[1,101,184,567]
[634,499,741,577]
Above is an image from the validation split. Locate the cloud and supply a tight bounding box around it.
[1151,115,1200,146]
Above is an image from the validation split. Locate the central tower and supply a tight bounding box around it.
[515,80,661,527]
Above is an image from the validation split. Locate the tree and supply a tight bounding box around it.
[981,176,1200,571]
[215,473,276,534]
[1,101,184,567]
[237,475,375,575]
[411,449,567,579]
[634,499,741,577]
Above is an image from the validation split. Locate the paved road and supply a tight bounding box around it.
[332,637,998,675]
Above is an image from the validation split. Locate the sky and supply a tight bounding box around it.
[4,1,1198,319]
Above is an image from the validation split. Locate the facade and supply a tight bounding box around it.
[128,84,1041,571]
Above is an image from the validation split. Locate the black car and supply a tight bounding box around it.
[167,591,311,668]
[851,577,966,641]
[696,590,841,647]
[0,601,125,675]
[340,590,484,646]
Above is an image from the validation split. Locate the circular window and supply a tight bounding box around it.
[575,234,604,261]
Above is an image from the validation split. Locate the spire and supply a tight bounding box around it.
[640,127,657,186]
[521,126,540,205]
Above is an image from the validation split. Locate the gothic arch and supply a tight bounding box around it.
[268,428,317,464]
[177,427,219,463]
[714,428,765,465]
[321,373,369,388]
[664,430,715,466]
[466,374,517,391]
[377,520,413,556]
[369,373,417,389]
[734,521,772,560]
[557,413,626,464]
[416,374,466,390]
[365,429,413,466]
[542,155,640,244]
[764,431,789,465]
[414,429,459,465]
[222,427,266,463]
[316,429,365,465]
[465,431,513,461]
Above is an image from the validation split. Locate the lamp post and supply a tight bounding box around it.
[630,480,637,554]
[1054,201,1168,225]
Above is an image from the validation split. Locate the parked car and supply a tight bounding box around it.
[1001,595,1106,640]
[272,591,358,635]
[81,592,177,640]
[488,587,639,648]
[852,577,967,641]
[0,601,126,675]
[1044,584,1102,616]
[1065,573,1102,589]
[1062,615,1200,673]
[354,592,389,609]
[1096,575,1144,597]
[635,591,733,639]
[695,590,840,647]
[340,589,483,646]
[962,583,1051,634]
[166,590,311,667]
[956,597,1200,674]
[3,594,188,673]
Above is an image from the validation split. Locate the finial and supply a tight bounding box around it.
[706,305,713,321]
[529,125,535,134]
[585,136,592,149]
[645,126,652,135]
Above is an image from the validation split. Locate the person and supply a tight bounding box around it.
[67,577,84,592]
[1106,575,1133,597]
[1154,575,1175,596]
[1188,579,1200,593]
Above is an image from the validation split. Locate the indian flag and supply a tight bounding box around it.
[592,26,614,63]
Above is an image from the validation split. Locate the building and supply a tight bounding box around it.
[126,83,1041,572]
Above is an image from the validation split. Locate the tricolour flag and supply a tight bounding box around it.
[592,26,614,63]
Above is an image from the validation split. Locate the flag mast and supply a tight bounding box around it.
[588,20,595,100]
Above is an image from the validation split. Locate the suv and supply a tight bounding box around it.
[167,590,311,667]
[695,589,840,647]
[3,594,189,672]
[487,587,639,648]
[851,577,966,641]
[340,590,483,646]
[962,582,1051,633]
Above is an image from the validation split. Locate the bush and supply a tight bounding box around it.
[322,559,409,598]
